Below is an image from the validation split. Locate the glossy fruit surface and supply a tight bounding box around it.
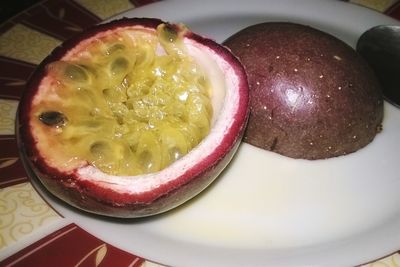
[224,22,383,159]
[18,18,249,217]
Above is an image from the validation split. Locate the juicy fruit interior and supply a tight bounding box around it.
[31,24,213,176]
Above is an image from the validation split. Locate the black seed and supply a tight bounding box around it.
[162,23,178,42]
[107,43,125,54]
[64,64,88,83]
[39,111,67,127]
[90,141,109,159]
[111,57,129,75]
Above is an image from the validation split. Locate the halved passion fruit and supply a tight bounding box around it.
[17,18,249,218]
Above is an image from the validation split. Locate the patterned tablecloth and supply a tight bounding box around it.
[0,0,399,266]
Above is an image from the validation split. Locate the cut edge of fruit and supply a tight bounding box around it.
[22,20,249,204]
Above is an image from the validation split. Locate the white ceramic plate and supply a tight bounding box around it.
[30,0,400,266]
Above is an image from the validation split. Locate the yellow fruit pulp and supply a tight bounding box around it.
[32,24,213,176]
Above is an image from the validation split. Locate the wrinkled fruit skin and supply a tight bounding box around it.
[224,22,383,159]
[17,18,249,218]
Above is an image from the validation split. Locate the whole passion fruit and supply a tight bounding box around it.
[224,22,383,159]
[18,18,249,218]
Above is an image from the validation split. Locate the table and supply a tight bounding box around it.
[0,0,399,266]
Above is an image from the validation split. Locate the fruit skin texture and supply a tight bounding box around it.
[17,18,249,218]
[224,22,383,159]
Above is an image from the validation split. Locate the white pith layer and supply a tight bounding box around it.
[32,25,241,195]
